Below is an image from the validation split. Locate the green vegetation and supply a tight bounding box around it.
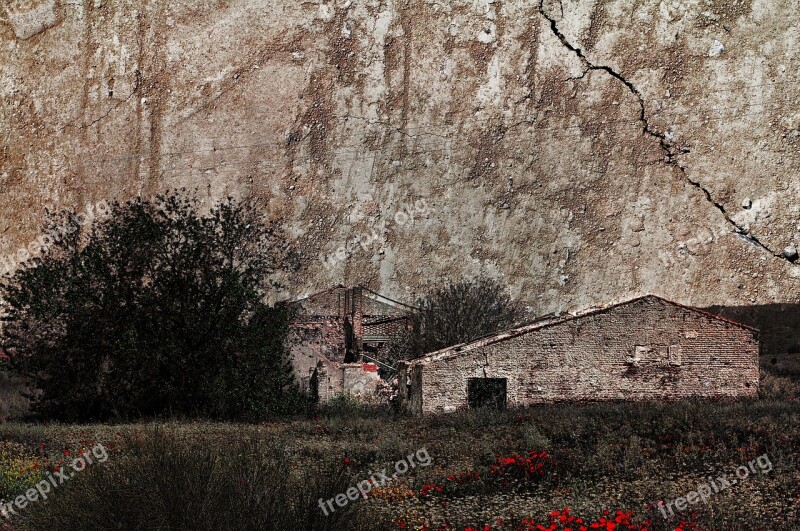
[387,277,524,364]
[0,398,796,530]
[0,194,797,529]
[0,190,302,421]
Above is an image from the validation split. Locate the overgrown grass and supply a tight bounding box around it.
[13,427,369,530]
[0,398,797,530]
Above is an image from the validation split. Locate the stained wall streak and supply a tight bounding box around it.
[1,0,798,311]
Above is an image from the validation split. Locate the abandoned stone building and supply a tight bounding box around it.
[398,295,760,415]
[287,286,414,401]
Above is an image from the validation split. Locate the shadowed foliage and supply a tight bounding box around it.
[386,277,524,363]
[0,190,303,421]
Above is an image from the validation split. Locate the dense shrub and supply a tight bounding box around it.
[386,277,524,362]
[1,191,303,421]
[759,373,800,399]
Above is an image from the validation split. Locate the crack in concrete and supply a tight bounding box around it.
[537,1,792,264]
[53,73,142,136]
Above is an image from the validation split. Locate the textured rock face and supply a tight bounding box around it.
[2,0,799,313]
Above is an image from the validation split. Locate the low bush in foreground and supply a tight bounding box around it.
[14,428,367,531]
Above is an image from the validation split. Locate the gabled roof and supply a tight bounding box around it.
[645,295,758,332]
[360,287,419,312]
[406,294,757,366]
[281,285,418,312]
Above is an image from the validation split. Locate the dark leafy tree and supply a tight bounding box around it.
[386,277,524,363]
[0,190,302,421]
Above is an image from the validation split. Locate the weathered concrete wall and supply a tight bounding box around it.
[313,356,344,401]
[288,320,346,391]
[2,0,800,313]
[405,297,759,414]
[313,359,382,402]
[341,362,382,397]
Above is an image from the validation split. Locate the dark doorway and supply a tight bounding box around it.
[467,378,507,410]
[310,369,320,403]
[343,318,358,362]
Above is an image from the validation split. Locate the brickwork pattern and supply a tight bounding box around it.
[287,286,414,401]
[402,297,759,415]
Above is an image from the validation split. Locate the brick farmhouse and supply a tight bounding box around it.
[398,295,760,415]
[286,286,414,401]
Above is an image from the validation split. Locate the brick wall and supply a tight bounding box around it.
[312,360,382,402]
[403,297,759,415]
[288,319,347,392]
[288,287,414,396]
[363,316,410,340]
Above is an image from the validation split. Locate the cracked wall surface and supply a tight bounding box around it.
[2,0,800,315]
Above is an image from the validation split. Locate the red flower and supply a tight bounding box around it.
[63,449,70,456]
[421,483,443,497]
[343,457,350,464]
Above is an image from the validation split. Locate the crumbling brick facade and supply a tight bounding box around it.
[312,361,382,403]
[287,286,413,401]
[398,296,760,415]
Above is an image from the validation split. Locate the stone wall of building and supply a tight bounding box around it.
[341,362,382,399]
[402,297,759,414]
[288,286,412,400]
[288,319,347,392]
[313,360,382,402]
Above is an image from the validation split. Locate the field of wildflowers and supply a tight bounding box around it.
[0,438,108,503]
[0,442,44,501]
[0,398,796,530]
